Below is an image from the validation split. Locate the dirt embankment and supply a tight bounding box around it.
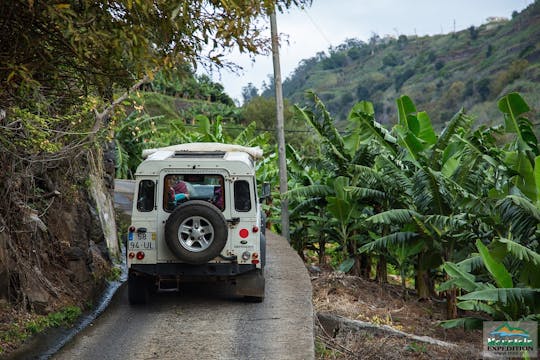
[311,271,482,359]
[0,148,117,355]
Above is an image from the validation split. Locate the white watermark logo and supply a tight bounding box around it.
[483,321,538,358]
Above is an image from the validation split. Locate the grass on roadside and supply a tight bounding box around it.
[0,305,82,355]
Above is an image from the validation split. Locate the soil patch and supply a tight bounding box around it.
[311,271,482,359]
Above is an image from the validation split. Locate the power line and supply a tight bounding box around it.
[302,8,332,48]
[180,123,315,134]
[179,120,539,135]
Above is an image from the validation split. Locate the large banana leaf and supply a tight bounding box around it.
[439,317,484,330]
[359,231,419,253]
[432,109,472,168]
[424,214,467,234]
[298,91,350,165]
[285,184,333,200]
[496,238,540,266]
[457,300,497,316]
[503,151,540,203]
[412,167,450,215]
[348,101,398,156]
[394,124,424,162]
[366,209,422,225]
[397,95,416,128]
[326,196,353,225]
[456,255,484,273]
[459,288,540,310]
[375,156,414,195]
[439,262,480,293]
[476,239,513,288]
[498,92,538,155]
[396,95,436,146]
[497,195,540,241]
[344,186,386,201]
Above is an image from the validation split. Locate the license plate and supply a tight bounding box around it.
[129,241,154,250]
[128,232,154,250]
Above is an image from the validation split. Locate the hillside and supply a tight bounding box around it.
[269,1,540,128]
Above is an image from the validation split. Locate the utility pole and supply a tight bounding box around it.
[270,8,289,242]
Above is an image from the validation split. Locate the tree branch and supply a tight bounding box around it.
[91,74,150,135]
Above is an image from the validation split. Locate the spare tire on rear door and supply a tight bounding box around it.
[165,200,228,264]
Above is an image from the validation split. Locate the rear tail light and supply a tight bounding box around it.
[129,226,136,233]
[252,225,259,233]
[251,259,260,265]
[239,228,249,238]
[128,252,135,259]
[252,252,259,259]
[136,251,145,260]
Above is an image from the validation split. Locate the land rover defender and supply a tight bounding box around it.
[127,143,268,304]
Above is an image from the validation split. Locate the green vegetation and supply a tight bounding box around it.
[131,70,540,329]
[1,306,82,354]
[107,266,123,282]
[285,91,539,327]
[113,69,316,179]
[268,2,540,128]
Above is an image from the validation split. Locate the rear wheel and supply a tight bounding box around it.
[260,233,266,269]
[244,295,264,303]
[165,200,228,264]
[128,271,149,305]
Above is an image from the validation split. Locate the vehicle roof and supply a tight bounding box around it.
[142,142,263,159]
[135,143,259,176]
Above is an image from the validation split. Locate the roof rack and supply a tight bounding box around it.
[173,151,226,158]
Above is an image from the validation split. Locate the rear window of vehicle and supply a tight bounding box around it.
[234,180,251,212]
[163,174,224,212]
[136,180,155,212]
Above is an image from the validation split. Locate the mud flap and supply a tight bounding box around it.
[234,269,265,301]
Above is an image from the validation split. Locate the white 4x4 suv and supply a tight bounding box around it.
[127,143,268,304]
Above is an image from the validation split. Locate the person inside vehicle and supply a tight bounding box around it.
[212,176,224,210]
[168,178,190,208]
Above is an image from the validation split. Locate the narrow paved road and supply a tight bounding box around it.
[54,194,314,359]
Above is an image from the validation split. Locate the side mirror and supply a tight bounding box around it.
[259,182,271,203]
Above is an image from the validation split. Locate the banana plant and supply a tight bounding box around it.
[394,95,437,163]
[440,238,540,329]
[498,92,540,206]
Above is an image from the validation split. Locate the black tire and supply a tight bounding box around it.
[128,271,149,305]
[244,295,264,303]
[260,212,267,235]
[260,233,266,269]
[165,200,228,265]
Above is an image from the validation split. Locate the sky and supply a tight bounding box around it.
[205,0,534,104]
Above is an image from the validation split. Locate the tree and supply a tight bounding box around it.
[242,83,260,104]
[476,78,491,100]
[397,35,408,48]
[1,0,312,110]
[468,26,479,40]
[240,95,311,149]
[356,85,370,101]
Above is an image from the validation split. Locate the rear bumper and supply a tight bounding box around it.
[130,262,257,277]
